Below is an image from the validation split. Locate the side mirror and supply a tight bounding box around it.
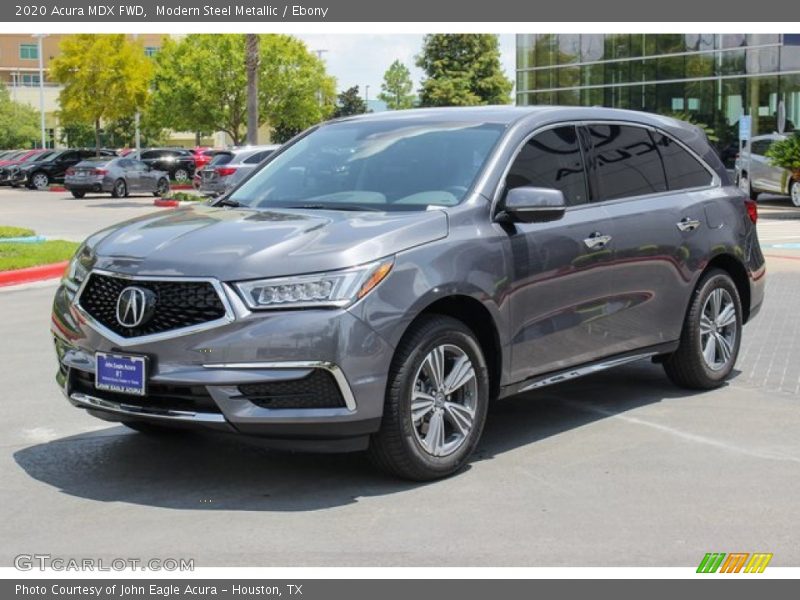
[499,186,567,223]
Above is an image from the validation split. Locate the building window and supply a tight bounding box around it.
[19,43,39,60]
[20,73,41,86]
[144,46,159,57]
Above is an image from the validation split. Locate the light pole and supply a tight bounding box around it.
[365,85,370,111]
[133,34,141,150]
[32,34,46,148]
[313,49,328,106]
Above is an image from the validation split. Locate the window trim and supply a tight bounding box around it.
[492,119,720,216]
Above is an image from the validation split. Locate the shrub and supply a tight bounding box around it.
[765,133,800,178]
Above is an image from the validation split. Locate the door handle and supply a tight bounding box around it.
[583,231,612,249]
[676,217,701,232]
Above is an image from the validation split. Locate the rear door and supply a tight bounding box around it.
[583,122,717,352]
[504,124,618,381]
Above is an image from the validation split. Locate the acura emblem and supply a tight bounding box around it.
[116,286,153,328]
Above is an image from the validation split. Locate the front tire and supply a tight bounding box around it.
[154,178,170,197]
[31,171,49,190]
[368,314,489,481]
[663,269,743,390]
[790,179,800,208]
[70,191,85,199]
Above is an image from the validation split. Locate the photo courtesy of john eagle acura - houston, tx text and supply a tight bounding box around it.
[51,106,765,481]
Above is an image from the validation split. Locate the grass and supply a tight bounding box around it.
[0,240,79,271]
[0,225,36,239]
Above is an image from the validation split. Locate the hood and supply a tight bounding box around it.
[87,204,449,280]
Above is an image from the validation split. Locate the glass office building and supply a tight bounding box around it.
[516,34,800,152]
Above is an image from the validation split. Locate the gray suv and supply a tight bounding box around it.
[198,145,279,197]
[52,107,765,480]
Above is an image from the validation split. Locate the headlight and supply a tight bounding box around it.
[235,258,394,310]
[63,246,90,293]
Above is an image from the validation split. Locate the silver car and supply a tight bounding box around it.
[53,107,765,480]
[198,145,279,197]
[735,133,800,206]
[64,156,171,199]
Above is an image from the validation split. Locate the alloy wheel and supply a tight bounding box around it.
[699,288,738,371]
[174,168,189,182]
[32,173,48,189]
[410,344,478,457]
[791,181,800,207]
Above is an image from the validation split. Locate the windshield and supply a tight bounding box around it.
[229,119,505,211]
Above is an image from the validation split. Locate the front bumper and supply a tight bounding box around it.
[52,275,393,451]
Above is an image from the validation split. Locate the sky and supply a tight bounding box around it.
[295,34,517,104]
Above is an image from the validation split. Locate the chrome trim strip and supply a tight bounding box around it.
[202,361,357,412]
[73,269,236,347]
[69,392,227,423]
[518,352,657,393]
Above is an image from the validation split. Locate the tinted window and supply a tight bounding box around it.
[117,159,133,169]
[244,151,270,164]
[653,133,713,190]
[58,152,79,162]
[587,124,667,200]
[140,150,161,160]
[506,126,588,206]
[209,152,233,166]
[750,140,772,155]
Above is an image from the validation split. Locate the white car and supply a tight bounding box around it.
[735,133,800,207]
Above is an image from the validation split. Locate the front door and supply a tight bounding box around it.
[503,125,618,383]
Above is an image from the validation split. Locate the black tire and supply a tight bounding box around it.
[30,171,49,190]
[70,191,85,199]
[111,178,127,198]
[790,179,800,208]
[122,421,178,435]
[154,178,170,197]
[368,314,490,481]
[663,269,743,390]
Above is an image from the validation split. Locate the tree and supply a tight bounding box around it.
[0,86,39,148]
[766,133,800,179]
[378,60,415,110]
[152,35,335,146]
[332,86,367,118]
[416,34,513,107]
[50,34,153,153]
[245,34,260,145]
[259,35,336,143]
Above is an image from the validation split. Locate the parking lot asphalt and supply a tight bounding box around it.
[1,187,799,567]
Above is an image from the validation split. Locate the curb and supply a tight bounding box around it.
[48,186,67,192]
[0,235,46,244]
[171,184,194,190]
[0,261,68,287]
[154,198,180,207]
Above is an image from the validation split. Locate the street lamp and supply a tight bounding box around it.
[365,85,370,110]
[32,34,47,148]
[313,49,328,106]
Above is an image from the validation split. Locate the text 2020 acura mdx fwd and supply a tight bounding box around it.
[52,107,765,480]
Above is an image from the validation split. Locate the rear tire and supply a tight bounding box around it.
[173,167,189,183]
[111,178,127,198]
[70,191,85,199]
[154,178,170,197]
[663,269,743,390]
[368,314,489,481]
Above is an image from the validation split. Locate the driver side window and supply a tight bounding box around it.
[506,125,588,206]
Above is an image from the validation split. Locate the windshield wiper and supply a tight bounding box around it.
[213,197,243,208]
[283,203,382,212]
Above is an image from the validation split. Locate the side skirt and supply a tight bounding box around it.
[498,341,679,399]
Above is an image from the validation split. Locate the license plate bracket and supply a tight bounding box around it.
[95,352,147,396]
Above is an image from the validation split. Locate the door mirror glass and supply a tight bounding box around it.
[501,186,567,223]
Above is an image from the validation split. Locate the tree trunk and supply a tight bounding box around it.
[245,34,260,146]
[94,119,101,156]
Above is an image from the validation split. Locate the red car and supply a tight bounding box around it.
[191,146,218,170]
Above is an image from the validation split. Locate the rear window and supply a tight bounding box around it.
[243,151,271,164]
[586,124,667,200]
[209,152,233,166]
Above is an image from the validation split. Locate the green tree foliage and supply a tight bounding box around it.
[378,60,415,110]
[332,86,367,118]
[151,34,335,145]
[765,132,800,176]
[0,86,39,148]
[50,34,153,153]
[416,34,512,107]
